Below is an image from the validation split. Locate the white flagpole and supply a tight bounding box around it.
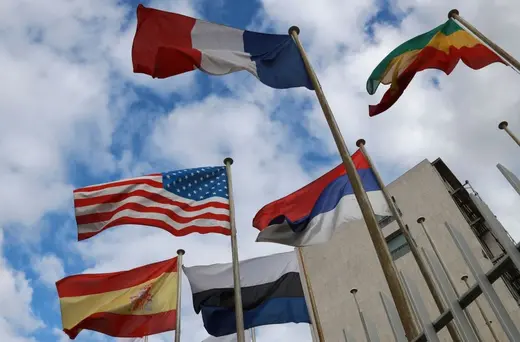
[296,247,324,341]
[498,121,520,147]
[175,249,185,342]
[223,158,246,342]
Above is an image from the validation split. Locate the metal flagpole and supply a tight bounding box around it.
[497,163,520,196]
[296,247,325,341]
[461,275,500,342]
[289,26,419,340]
[417,218,484,341]
[144,336,148,342]
[356,139,461,342]
[498,121,520,147]
[224,158,246,342]
[350,288,372,342]
[251,328,256,342]
[175,249,185,342]
[448,9,520,71]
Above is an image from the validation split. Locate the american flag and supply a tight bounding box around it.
[74,166,231,241]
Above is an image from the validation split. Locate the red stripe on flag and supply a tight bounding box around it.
[77,217,231,241]
[74,178,162,194]
[56,257,178,297]
[75,202,230,225]
[253,150,369,230]
[62,310,177,339]
[74,189,229,211]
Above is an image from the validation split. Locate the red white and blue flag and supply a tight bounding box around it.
[253,150,391,247]
[132,4,312,90]
[74,166,230,241]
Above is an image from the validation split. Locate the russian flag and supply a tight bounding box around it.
[132,4,313,90]
[253,150,391,247]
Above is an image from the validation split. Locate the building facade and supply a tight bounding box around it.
[302,158,520,342]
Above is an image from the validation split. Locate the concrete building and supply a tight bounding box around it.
[302,158,520,342]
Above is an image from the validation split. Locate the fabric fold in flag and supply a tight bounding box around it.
[183,251,310,337]
[366,18,503,116]
[73,166,231,241]
[56,257,179,339]
[132,4,313,90]
[253,149,391,247]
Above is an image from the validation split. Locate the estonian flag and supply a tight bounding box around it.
[183,251,310,337]
[253,149,391,247]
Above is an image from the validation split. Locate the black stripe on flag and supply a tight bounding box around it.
[192,272,304,313]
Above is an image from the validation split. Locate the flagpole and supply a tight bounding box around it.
[461,275,500,342]
[448,9,520,71]
[223,158,246,342]
[498,121,520,147]
[175,249,185,342]
[296,247,325,342]
[289,26,419,339]
[251,328,256,342]
[356,139,461,342]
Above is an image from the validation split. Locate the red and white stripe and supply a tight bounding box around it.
[74,174,231,241]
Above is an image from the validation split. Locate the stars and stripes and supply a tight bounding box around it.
[73,166,231,241]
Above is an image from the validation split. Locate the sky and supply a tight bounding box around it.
[1,0,520,341]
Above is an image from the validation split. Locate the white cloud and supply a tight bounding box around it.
[32,254,65,288]
[0,230,43,339]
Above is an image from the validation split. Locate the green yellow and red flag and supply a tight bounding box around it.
[56,257,179,339]
[366,18,504,116]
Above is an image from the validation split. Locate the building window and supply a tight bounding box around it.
[378,215,395,229]
[386,231,410,261]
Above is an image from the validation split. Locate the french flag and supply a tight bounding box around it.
[253,150,391,247]
[132,4,313,89]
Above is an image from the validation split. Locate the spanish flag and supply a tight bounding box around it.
[366,18,503,116]
[56,257,179,339]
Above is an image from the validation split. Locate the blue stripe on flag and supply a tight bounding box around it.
[273,167,381,232]
[200,296,310,337]
[243,31,313,90]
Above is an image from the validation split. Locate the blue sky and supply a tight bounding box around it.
[2,0,520,341]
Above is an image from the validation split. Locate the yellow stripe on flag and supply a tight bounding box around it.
[380,30,482,85]
[59,271,178,330]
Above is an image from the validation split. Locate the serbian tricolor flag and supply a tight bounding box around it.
[253,150,391,247]
[131,4,312,89]
[56,257,179,339]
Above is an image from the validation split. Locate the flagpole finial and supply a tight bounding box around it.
[356,139,366,147]
[223,157,234,166]
[289,26,300,35]
[417,217,425,224]
[177,249,185,255]
[448,9,459,19]
[461,274,468,281]
[350,288,358,294]
[499,121,508,130]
